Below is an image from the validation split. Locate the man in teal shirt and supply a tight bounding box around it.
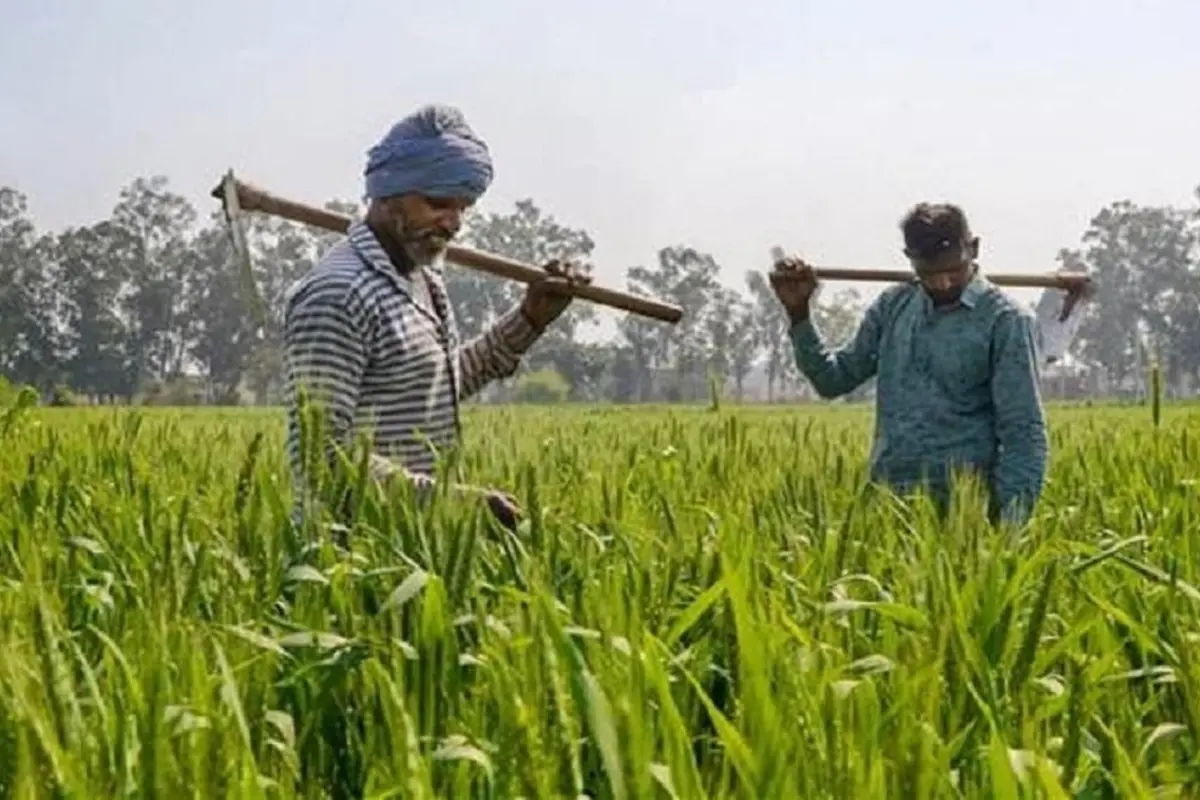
[771,202,1048,524]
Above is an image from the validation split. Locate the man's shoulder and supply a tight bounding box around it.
[879,281,918,303]
[976,280,1036,325]
[866,281,920,318]
[285,240,376,310]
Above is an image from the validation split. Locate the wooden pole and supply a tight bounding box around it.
[806,266,1091,291]
[211,172,686,324]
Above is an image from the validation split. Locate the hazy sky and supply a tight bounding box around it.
[3,0,1199,323]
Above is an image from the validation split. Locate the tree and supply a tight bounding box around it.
[52,221,138,399]
[457,199,596,397]
[0,188,58,389]
[622,246,721,401]
[110,176,197,391]
[238,214,330,403]
[745,269,791,402]
[1062,193,1200,393]
[726,297,761,402]
[702,287,761,401]
[185,217,258,402]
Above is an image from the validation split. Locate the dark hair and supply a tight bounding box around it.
[900,202,972,260]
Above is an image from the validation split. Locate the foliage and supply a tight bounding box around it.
[513,368,572,404]
[2,403,1200,796]
[0,376,20,407]
[48,385,78,408]
[1057,195,1200,392]
[142,376,208,407]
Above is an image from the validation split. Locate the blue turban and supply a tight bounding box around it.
[363,103,494,201]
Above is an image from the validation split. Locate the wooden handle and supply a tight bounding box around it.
[809,267,1092,292]
[211,175,685,325]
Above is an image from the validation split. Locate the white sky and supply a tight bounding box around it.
[2,0,1198,328]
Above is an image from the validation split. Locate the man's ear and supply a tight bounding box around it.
[968,236,980,259]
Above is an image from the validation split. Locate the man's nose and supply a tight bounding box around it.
[440,210,463,234]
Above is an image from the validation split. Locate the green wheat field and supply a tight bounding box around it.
[2,397,1200,799]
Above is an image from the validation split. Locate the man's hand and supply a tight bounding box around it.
[482,489,522,531]
[769,254,819,320]
[450,483,523,530]
[521,259,593,330]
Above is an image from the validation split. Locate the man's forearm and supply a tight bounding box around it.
[992,433,1047,525]
[457,306,542,399]
[788,300,880,399]
[368,453,436,493]
[992,479,1043,526]
[369,453,493,503]
[990,390,1048,525]
[989,310,1050,526]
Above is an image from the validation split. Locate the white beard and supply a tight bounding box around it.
[392,218,450,267]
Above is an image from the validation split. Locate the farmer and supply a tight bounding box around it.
[771,202,1049,525]
[282,103,590,530]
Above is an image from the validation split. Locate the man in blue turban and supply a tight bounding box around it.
[283,103,591,531]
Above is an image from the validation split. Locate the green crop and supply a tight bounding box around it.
[1,401,1199,798]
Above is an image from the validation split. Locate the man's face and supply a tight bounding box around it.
[907,237,978,307]
[382,194,474,265]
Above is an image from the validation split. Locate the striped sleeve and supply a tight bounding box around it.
[284,277,434,492]
[457,305,541,399]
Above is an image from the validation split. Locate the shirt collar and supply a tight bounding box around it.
[346,219,446,314]
[348,217,448,276]
[958,271,986,309]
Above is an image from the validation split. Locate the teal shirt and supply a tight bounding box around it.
[790,275,1048,524]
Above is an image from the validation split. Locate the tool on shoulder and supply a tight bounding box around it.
[767,245,1095,366]
[211,169,684,330]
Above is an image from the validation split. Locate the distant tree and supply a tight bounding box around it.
[184,217,258,403]
[702,286,761,401]
[52,221,139,399]
[457,199,596,397]
[0,188,58,389]
[622,246,721,401]
[513,368,571,403]
[110,176,197,391]
[745,269,791,402]
[1061,191,1200,392]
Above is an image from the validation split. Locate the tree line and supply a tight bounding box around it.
[1,176,1198,405]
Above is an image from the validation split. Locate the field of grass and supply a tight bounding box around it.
[2,399,1200,798]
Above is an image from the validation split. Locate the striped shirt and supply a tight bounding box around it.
[282,219,540,504]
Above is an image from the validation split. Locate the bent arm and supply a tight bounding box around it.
[989,310,1049,525]
[457,306,542,400]
[789,298,885,399]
